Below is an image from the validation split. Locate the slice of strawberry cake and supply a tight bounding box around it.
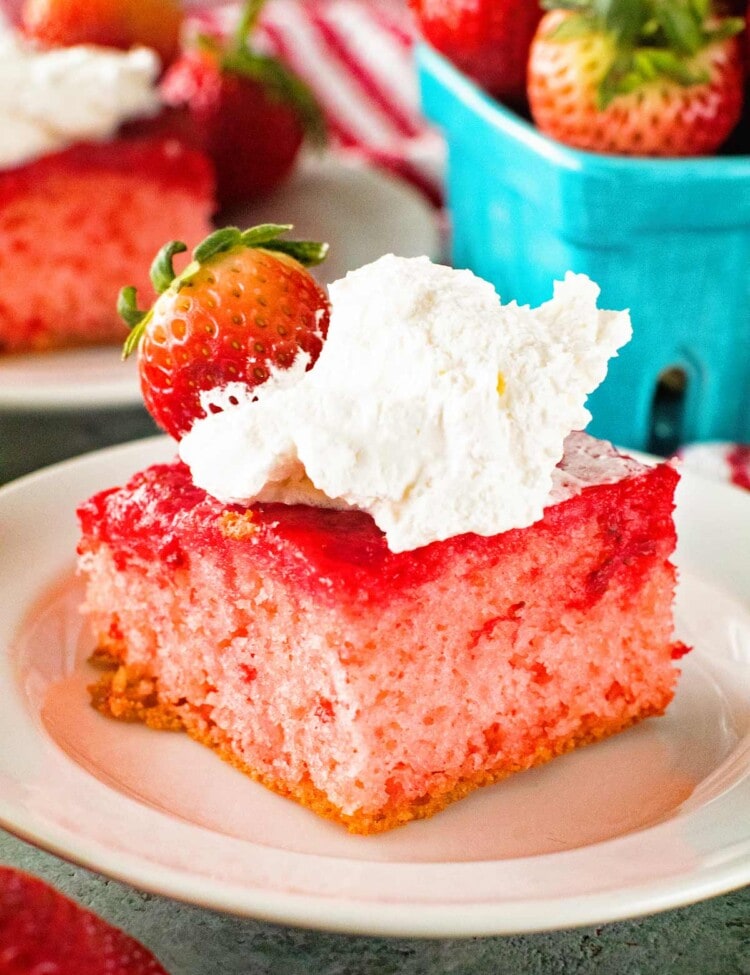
[78,435,682,834]
[76,231,687,833]
[0,24,214,352]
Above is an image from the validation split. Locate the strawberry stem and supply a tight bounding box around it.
[233,0,267,51]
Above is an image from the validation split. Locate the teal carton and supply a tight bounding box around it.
[417,43,750,451]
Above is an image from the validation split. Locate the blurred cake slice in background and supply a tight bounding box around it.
[0,17,214,353]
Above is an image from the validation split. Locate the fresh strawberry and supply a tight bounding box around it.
[409,0,544,103]
[161,1,325,207]
[119,224,331,440]
[0,866,170,975]
[528,0,745,156]
[21,0,182,68]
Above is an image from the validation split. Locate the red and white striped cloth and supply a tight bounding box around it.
[191,0,445,204]
[193,0,750,495]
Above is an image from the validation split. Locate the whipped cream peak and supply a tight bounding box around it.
[179,255,632,552]
[0,26,162,169]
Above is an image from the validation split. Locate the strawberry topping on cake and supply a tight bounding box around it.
[78,432,671,607]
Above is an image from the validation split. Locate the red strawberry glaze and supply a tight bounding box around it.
[727,444,750,492]
[77,448,678,610]
[0,135,212,209]
[671,641,692,660]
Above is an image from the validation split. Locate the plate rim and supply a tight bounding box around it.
[1,809,749,938]
[1,436,749,937]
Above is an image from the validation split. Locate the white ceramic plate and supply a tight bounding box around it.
[1,438,750,937]
[0,156,439,411]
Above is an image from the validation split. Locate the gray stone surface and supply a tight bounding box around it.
[0,406,159,483]
[1,407,749,974]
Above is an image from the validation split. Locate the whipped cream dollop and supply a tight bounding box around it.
[0,26,162,168]
[179,256,632,553]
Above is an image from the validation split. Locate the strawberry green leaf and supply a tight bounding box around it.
[262,238,330,267]
[238,224,328,266]
[689,0,709,21]
[193,227,244,263]
[150,240,188,294]
[633,48,658,79]
[597,0,649,46]
[652,0,703,55]
[597,48,636,106]
[548,0,743,54]
[240,223,294,246]
[705,17,746,42]
[119,287,153,360]
[118,286,146,330]
[579,0,741,105]
[647,47,708,83]
[189,223,329,270]
[548,13,599,39]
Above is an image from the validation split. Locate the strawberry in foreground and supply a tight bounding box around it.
[21,0,182,68]
[0,866,169,975]
[120,224,330,441]
[409,0,544,103]
[161,0,325,207]
[528,0,745,156]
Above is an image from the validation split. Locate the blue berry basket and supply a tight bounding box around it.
[416,43,750,452]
